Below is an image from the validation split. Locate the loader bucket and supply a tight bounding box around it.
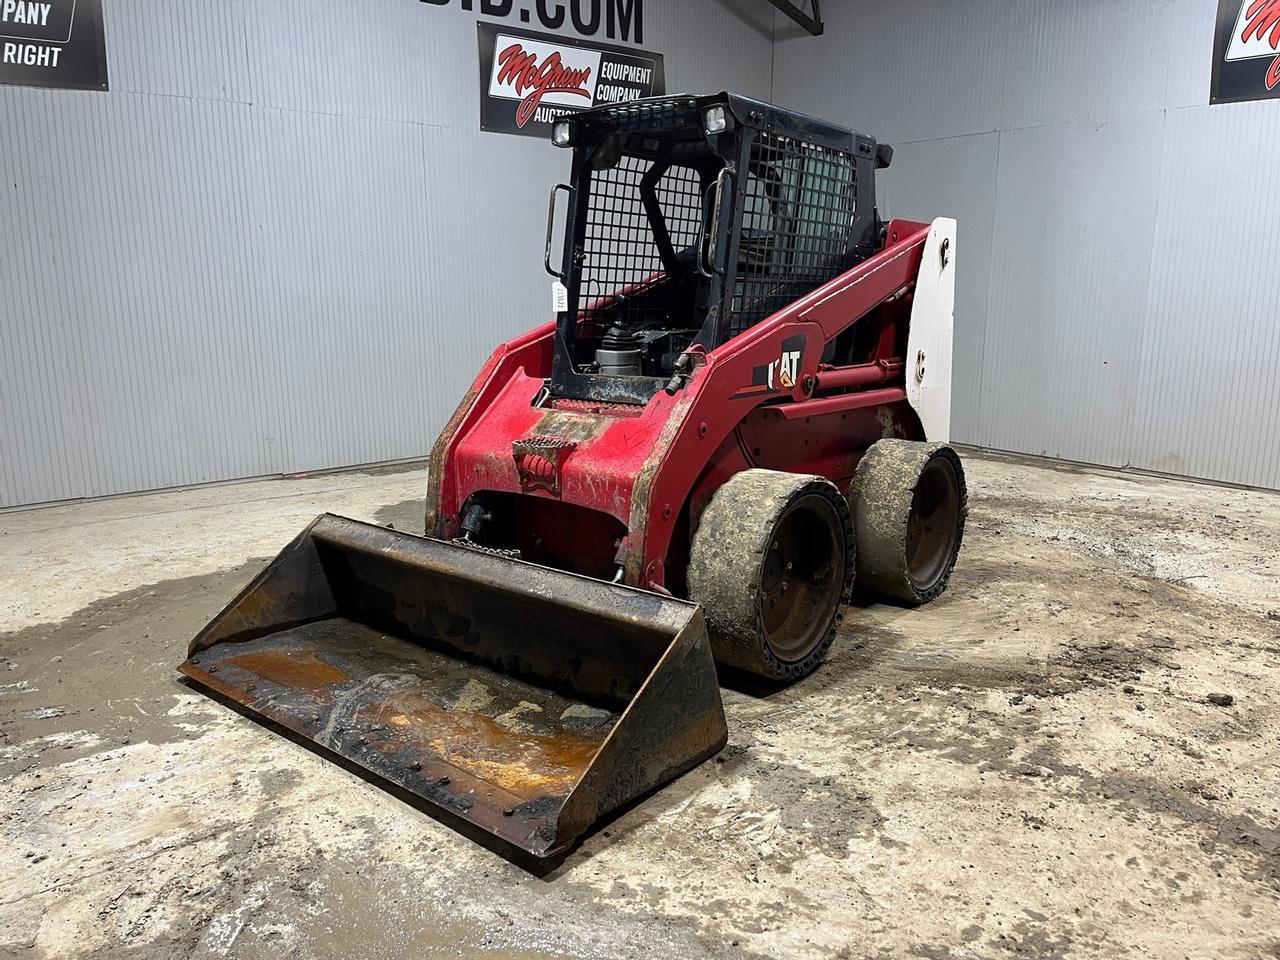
[178,514,726,858]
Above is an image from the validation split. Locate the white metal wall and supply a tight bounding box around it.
[774,0,1280,489]
[8,2,1278,507]
[0,0,777,508]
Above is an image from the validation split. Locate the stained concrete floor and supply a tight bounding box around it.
[1,452,1278,959]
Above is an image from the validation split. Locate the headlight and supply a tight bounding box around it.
[552,121,573,147]
[703,105,728,135]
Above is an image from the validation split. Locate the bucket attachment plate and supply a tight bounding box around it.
[178,514,727,858]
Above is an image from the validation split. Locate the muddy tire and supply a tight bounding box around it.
[852,440,966,605]
[688,469,854,681]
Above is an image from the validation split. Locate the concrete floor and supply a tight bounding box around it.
[2,452,1279,959]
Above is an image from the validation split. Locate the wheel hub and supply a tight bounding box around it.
[758,495,843,664]
[905,456,961,592]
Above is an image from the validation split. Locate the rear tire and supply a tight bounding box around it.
[688,470,854,681]
[852,440,966,605]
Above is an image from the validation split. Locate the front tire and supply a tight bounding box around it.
[688,470,854,681]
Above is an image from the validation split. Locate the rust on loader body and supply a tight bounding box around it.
[179,514,727,859]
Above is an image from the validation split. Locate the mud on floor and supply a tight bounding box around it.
[2,454,1279,959]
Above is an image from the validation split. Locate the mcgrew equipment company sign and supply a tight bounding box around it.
[1212,0,1280,103]
[0,0,108,91]
[478,22,664,138]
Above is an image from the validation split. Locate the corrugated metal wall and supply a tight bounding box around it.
[7,2,1277,506]
[1,0,776,508]
[774,0,1280,490]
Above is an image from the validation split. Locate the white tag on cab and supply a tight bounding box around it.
[552,281,568,313]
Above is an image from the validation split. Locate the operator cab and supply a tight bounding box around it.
[545,92,888,405]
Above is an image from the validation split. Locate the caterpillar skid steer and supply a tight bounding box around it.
[179,93,966,860]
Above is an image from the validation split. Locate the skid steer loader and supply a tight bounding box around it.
[180,93,966,860]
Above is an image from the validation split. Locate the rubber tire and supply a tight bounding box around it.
[687,469,854,681]
[852,440,967,605]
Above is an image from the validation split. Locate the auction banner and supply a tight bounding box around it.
[1211,0,1280,104]
[0,0,108,91]
[477,21,664,138]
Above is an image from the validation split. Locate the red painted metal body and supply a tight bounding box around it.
[425,219,932,594]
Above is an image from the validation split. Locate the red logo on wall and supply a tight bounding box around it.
[1235,0,1280,88]
[1212,0,1280,102]
[494,43,595,128]
[478,23,664,139]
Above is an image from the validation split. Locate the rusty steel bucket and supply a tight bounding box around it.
[178,514,727,859]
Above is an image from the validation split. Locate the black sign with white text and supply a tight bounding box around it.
[1211,0,1280,104]
[0,0,107,91]
[477,21,663,138]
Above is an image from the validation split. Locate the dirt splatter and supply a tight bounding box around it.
[0,561,269,779]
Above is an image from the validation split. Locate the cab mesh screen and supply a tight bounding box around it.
[577,155,702,334]
[729,133,857,338]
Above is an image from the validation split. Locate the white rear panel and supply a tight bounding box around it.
[906,218,957,442]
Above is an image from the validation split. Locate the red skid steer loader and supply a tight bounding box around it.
[179,93,966,860]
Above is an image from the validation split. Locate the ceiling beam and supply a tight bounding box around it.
[767,0,823,37]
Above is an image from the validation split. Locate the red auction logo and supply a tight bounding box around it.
[1240,0,1280,88]
[495,43,593,127]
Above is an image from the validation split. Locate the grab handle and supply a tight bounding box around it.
[698,168,732,278]
[545,183,574,281]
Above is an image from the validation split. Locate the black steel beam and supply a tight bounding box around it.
[767,0,823,36]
